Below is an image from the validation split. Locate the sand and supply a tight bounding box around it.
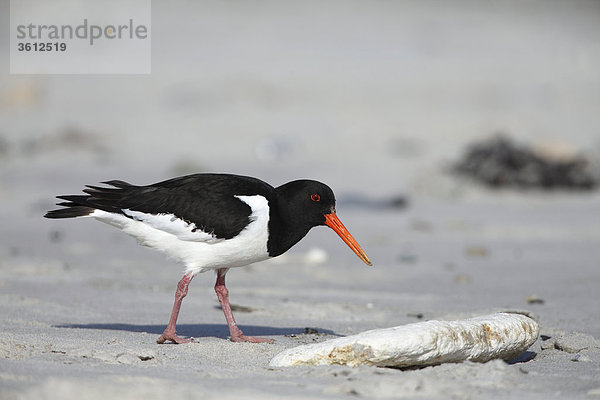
[2,1,600,399]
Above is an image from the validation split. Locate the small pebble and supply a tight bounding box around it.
[138,350,155,361]
[466,246,489,258]
[554,333,599,353]
[525,295,545,305]
[540,339,556,351]
[454,274,471,284]
[570,353,592,362]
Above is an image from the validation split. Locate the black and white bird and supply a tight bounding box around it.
[45,173,371,344]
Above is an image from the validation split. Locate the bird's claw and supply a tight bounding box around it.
[157,332,194,344]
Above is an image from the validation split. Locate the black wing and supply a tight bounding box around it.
[45,173,275,240]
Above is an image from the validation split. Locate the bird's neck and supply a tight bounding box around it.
[266,205,312,258]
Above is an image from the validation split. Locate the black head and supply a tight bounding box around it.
[274,179,372,266]
[275,179,336,227]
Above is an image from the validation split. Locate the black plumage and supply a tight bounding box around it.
[45,174,274,240]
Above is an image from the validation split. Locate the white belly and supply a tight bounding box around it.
[90,195,271,275]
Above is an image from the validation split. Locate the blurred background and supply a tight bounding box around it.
[2,0,599,192]
[2,3,600,396]
[1,1,599,327]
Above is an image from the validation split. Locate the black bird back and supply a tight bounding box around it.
[45,174,275,240]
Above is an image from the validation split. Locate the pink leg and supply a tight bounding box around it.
[214,268,273,343]
[157,272,194,344]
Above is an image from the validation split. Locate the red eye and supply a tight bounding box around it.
[310,194,320,202]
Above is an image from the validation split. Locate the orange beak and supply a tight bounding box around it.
[324,213,372,266]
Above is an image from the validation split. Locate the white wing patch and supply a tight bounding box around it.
[121,209,222,243]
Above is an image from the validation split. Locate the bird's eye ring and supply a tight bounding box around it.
[310,194,320,202]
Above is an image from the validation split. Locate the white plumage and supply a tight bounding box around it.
[89,195,271,274]
[121,209,221,242]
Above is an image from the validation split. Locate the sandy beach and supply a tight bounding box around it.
[2,1,600,398]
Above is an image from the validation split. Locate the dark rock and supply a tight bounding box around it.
[454,136,598,190]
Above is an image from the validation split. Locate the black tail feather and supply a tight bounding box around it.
[57,194,91,203]
[83,187,123,199]
[101,180,132,188]
[45,180,135,219]
[44,205,94,219]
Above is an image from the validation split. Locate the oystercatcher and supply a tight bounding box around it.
[45,173,372,344]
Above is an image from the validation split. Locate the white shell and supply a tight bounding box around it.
[270,312,539,368]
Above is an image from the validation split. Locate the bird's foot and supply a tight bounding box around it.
[230,334,274,343]
[157,330,194,344]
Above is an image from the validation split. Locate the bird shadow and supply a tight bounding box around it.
[54,322,338,340]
